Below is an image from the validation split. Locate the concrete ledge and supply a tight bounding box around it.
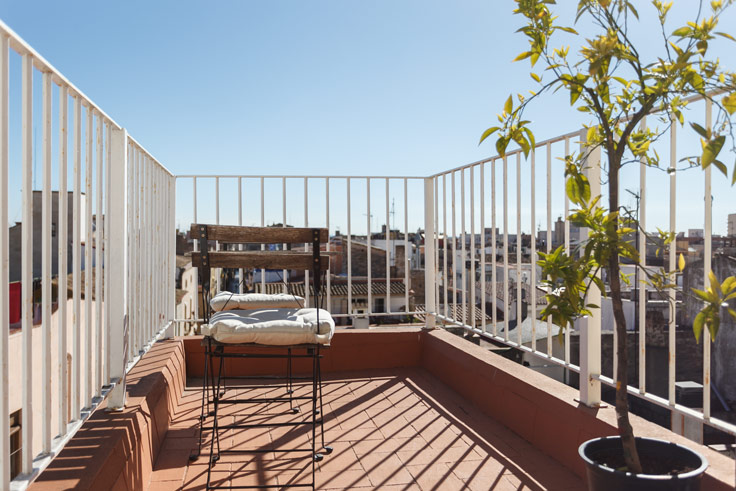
[421,329,734,490]
[31,339,186,491]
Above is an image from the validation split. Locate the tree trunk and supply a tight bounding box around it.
[607,158,643,474]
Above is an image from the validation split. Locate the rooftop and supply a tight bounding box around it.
[29,329,735,490]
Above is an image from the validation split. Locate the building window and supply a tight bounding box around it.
[374,297,385,313]
[10,409,21,479]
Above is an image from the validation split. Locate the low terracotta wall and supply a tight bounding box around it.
[420,329,734,490]
[31,339,186,491]
[183,328,423,378]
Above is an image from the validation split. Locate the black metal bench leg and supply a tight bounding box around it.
[191,337,211,461]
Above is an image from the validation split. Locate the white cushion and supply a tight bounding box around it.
[209,292,304,312]
[201,308,334,345]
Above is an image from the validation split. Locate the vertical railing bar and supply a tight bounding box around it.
[85,105,93,407]
[192,177,198,326]
[215,176,220,292]
[125,145,132,360]
[366,178,371,317]
[136,149,143,355]
[156,168,161,332]
[530,149,536,353]
[238,177,244,295]
[147,157,154,341]
[470,167,476,329]
[150,162,155,339]
[104,122,111,380]
[546,142,552,356]
[41,70,53,453]
[460,169,466,326]
[260,177,265,293]
[516,153,522,346]
[72,94,81,422]
[404,178,409,317]
[668,120,677,406]
[21,52,34,473]
[169,175,176,331]
[142,153,148,345]
[326,178,331,311]
[0,33,9,488]
[480,164,486,333]
[638,118,647,394]
[703,100,712,419]
[451,171,457,322]
[95,112,103,398]
[304,177,310,307]
[134,148,140,353]
[564,138,570,364]
[132,148,139,357]
[432,177,440,322]
[282,177,287,295]
[125,145,132,356]
[442,175,448,319]
[58,84,69,435]
[385,178,391,314]
[347,178,352,318]
[491,160,497,336]
[503,156,509,341]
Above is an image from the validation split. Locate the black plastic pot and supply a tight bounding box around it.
[579,436,708,491]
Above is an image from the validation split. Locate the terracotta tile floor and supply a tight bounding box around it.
[147,368,584,490]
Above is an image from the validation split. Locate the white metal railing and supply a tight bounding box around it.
[175,175,428,325]
[427,97,736,440]
[0,20,175,490]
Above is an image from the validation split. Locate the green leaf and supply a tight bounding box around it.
[531,72,541,83]
[728,308,736,322]
[679,253,686,272]
[715,31,736,42]
[702,135,726,168]
[709,316,720,340]
[672,26,691,37]
[690,122,708,138]
[713,159,728,177]
[693,311,705,343]
[496,136,509,157]
[479,127,500,145]
[692,288,714,303]
[710,271,721,294]
[557,26,579,34]
[722,93,736,115]
[513,51,532,62]
[504,95,513,115]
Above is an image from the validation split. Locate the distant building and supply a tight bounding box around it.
[728,213,736,237]
[9,191,88,282]
[688,228,704,238]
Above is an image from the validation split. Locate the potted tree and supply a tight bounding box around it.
[481,0,736,489]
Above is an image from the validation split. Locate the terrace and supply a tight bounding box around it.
[1,14,735,491]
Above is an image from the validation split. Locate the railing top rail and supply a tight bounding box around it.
[0,18,122,130]
[429,90,721,179]
[175,174,427,180]
[0,17,175,178]
[428,128,584,178]
[128,134,174,177]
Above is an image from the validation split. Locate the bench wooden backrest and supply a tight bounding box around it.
[189,224,328,245]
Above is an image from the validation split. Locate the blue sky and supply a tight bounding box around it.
[1,1,735,235]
